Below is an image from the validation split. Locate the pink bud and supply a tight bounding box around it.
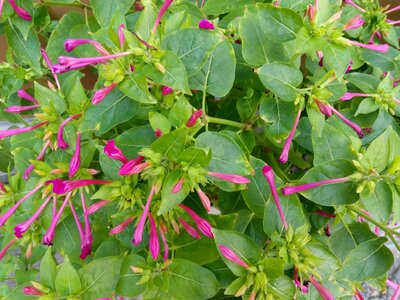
[344,15,364,31]
[0,121,48,139]
[118,24,125,48]
[0,237,17,261]
[104,140,128,163]
[110,216,134,235]
[41,48,60,89]
[159,223,169,261]
[178,217,200,239]
[172,177,185,194]
[23,140,51,180]
[186,109,204,127]
[162,86,173,95]
[155,128,163,137]
[218,245,249,268]
[315,100,332,117]
[309,276,334,300]
[133,187,156,245]
[282,177,350,196]
[64,39,109,55]
[23,286,44,296]
[4,104,39,113]
[8,0,32,20]
[208,171,250,184]
[69,133,81,178]
[179,204,214,238]
[279,110,301,164]
[57,114,81,150]
[17,90,38,104]
[348,40,389,53]
[92,83,117,105]
[199,19,215,30]
[196,188,211,212]
[87,200,110,215]
[148,213,160,260]
[119,160,148,176]
[79,193,92,259]
[340,92,371,101]
[152,0,174,33]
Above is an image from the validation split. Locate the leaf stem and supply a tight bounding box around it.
[206,116,249,130]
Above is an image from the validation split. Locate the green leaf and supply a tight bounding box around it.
[167,96,193,127]
[40,248,57,291]
[345,73,380,94]
[153,259,219,299]
[116,254,147,297]
[119,72,158,105]
[258,63,303,102]
[321,41,350,79]
[115,125,156,158]
[34,82,66,115]
[79,256,124,300]
[268,275,296,299]
[55,256,81,297]
[90,0,134,28]
[80,87,139,134]
[134,0,157,41]
[213,229,261,276]
[178,147,211,168]
[62,72,88,114]
[360,47,400,77]
[360,181,392,223]
[188,39,236,97]
[12,147,35,173]
[196,131,253,192]
[203,0,255,15]
[259,257,285,280]
[338,238,394,281]
[151,127,188,161]
[149,112,171,134]
[298,160,359,206]
[159,170,189,215]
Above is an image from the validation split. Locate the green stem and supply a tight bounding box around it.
[348,206,400,252]
[40,0,91,9]
[206,116,249,130]
[202,91,208,131]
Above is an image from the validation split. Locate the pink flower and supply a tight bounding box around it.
[281,177,350,196]
[155,128,163,137]
[4,104,39,113]
[8,0,32,20]
[262,166,288,229]
[162,86,173,95]
[218,245,249,268]
[152,0,174,33]
[22,286,44,296]
[309,276,334,300]
[208,171,250,184]
[91,83,117,105]
[104,140,128,163]
[119,160,148,176]
[0,184,43,227]
[348,40,389,53]
[110,216,134,235]
[46,179,112,194]
[69,133,81,178]
[159,223,169,261]
[293,267,308,293]
[0,121,48,139]
[344,0,365,12]
[148,213,160,260]
[354,289,364,300]
[23,140,51,180]
[315,100,332,116]
[329,106,364,137]
[307,4,315,22]
[80,193,92,259]
[279,110,301,164]
[17,89,38,104]
[199,19,215,30]
[186,109,203,127]
[344,15,364,31]
[179,204,213,238]
[64,39,109,55]
[14,196,52,238]
[0,237,17,261]
[386,5,400,14]
[57,114,81,150]
[41,48,60,89]
[133,186,156,244]
[340,92,371,101]
[196,188,211,212]
[178,217,200,239]
[345,59,353,73]
[118,24,125,48]
[172,177,185,194]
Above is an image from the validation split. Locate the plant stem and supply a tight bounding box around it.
[206,116,249,130]
[348,206,400,252]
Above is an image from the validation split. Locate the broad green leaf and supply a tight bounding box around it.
[203,0,256,15]
[188,39,236,97]
[360,47,400,77]
[213,229,261,276]
[360,181,392,223]
[268,275,296,299]
[167,96,193,128]
[12,147,35,173]
[321,41,350,79]
[62,72,88,114]
[79,256,124,300]
[115,125,156,158]
[345,73,380,94]
[154,259,219,299]
[134,0,156,41]
[307,242,340,278]
[259,257,285,280]
[119,71,158,104]
[40,248,57,291]
[116,254,147,297]
[149,112,171,134]
[90,0,134,28]
[159,170,189,215]
[151,127,188,161]
[178,147,211,168]
[203,260,236,289]
[55,256,81,297]
[34,82,66,115]
[258,63,303,102]
[80,87,139,134]
[298,160,358,206]
[173,235,220,265]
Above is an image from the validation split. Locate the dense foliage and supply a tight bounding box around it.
[1,0,400,299]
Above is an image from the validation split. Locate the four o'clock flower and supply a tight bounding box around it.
[148,213,160,260]
[196,187,211,212]
[155,128,163,137]
[293,267,308,293]
[348,40,389,53]
[186,109,203,127]
[262,166,288,229]
[279,109,302,164]
[152,0,174,33]
[46,178,112,194]
[8,0,32,20]
[340,92,371,101]
[344,0,365,12]
[57,114,81,149]
[69,133,81,178]
[208,171,250,185]
[23,140,51,180]
[92,83,117,105]
[0,237,17,261]
[64,39,109,55]
[308,276,334,300]
[4,104,39,113]
[162,86,173,95]
[159,223,169,261]
[199,19,215,30]
[17,89,38,104]
[133,186,156,245]
[119,157,146,176]
[80,193,93,259]
[172,177,185,194]
[179,204,213,238]
[218,245,249,268]
[22,286,45,296]
[110,216,135,235]
[104,140,128,163]
[178,217,200,239]
[118,24,126,48]
[282,177,351,196]
[41,48,60,89]
[0,121,48,139]
[344,15,364,31]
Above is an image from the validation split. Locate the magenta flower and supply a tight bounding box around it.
[262,166,288,229]
[69,133,81,178]
[152,0,174,33]
[0,183,43,227]
[155,128,163,137]
[14,196,52,238]
[41,48,60,89]
[8,0,32,20]
[279,110,301,164]
[329,106,364,137]
[178,217,200,239]
[64,39,109,55]
[340,92,371,101]
[344,15,364,31]
[179,204,213,238]
[293,267,308,293]
[0,121,48,139]
[218,245,249,268]
[309,276,334,300]
[307,4,315,23]
[22,286,44,296]
[345,59,353,73]
[159,223,169,261]
[196,188,211,212]
[315,100,332,116]
[162,86,173,95]
[314,209,335,218]
[80,193,92,259]
[281,177,350,196]
[110,216,134,235]
[46,179,112,194]
[186,109,204,127]
[91,83,117,105]
[148,213,160,260]
[0,237,17,261]
[172,177,185,194]
[199,19,215,30]
[348,40,389,53]
[57,114,81,150]
[104,140,128,163]
[133,186,156,245]
[344,0,365,12]
[4,104,39,113]
[208,171,250,185]
[43,193,72,245]
[23,140,51,180]
[119,160,148,176]
[17,90,38,104]
[118,24,125,48]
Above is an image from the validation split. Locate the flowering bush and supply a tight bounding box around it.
[1,0,400,299]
